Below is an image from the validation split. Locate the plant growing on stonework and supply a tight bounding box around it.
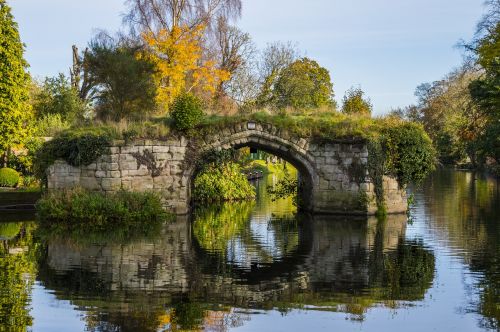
[383,122,436,187]
[171,93,204,131]
[0,1,33,166]
[33,128,113,183]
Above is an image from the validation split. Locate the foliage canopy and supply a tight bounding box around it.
[273,57,334,109]
[0,1,32,163]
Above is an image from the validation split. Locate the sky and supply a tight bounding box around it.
[10,0,486,114]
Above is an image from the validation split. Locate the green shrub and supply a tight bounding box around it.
[36,188,173,231]
[383,122,436,187]
[194,162,255,202]
[7,138,43,176]
[0,223,21,240]
[171,93,204,131]
[0,168,20,188]
[34,128,112,183]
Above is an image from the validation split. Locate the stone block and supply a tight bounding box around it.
[101,178,122,191]
[81,169,95,177]
[121,146,139,154]
[120,160,138,171]
[129,167,150,177]
[131,177,154,191]
[83,163,97,171]
[119,154,136,162]
[153,176,174,189]
[110,154,119,163]
[108,163,119,171]
[110,171,121,178]
[96,162,106,171]
[153,145,170,153]
[155,153,170,161]
[121,179,132,190]
[319,179,330,190]
[109,147,120,154]
[95,170,106,178]
[80,177,101,190]
[170,146,186,154]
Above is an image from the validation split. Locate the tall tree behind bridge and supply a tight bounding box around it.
[0,0,32,166]
[210,16,256,105]
[123,0,242,37]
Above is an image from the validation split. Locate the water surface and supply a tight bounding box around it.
[0,169,499,331]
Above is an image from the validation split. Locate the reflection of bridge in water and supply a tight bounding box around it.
[38,212,434,332]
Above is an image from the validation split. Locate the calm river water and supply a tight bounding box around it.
[0,169,499,331]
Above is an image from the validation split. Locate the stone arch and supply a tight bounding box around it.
[183,121,319,212]
[46,121,408,215]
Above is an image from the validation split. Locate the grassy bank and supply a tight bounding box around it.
[36,188,174,232]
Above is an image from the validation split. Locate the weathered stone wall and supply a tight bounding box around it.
[48,137,190,213]
[46,121,407,215]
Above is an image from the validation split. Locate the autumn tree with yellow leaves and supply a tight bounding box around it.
[141,24,230,110]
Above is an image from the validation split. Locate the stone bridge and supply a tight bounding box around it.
[47,121,407,215]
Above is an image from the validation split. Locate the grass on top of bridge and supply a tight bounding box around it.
[66,109,410,144]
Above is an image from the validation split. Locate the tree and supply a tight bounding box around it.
[123,0,242,36]
[413,66,484,164]
[255,41,299,107]
[86,34,158,120]
[70,45,94,102]
[32,74,87,122]
[341,87,372,116]
[0,0,32,166]
[467,1,500,164]
[211,17,255,99]
[273,57,334,109]
[140,24,230,109]
[469,20,500,115]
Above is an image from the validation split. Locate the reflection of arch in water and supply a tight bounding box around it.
[37,214,435,329]
[191,213,313,285]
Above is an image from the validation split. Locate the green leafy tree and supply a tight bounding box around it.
[32,74,87,122]
[255,41,300,108]
[413,66,483,165]
[469,19,500,164]
[341,87,372,116]
[86,35,157,120]
[273,57,334,109]
[0,0,33,166]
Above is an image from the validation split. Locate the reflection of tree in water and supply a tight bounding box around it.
[0,222,38,331]
[82,299,249,332]
[369,219,435,303]
[193,201,300,269]
[419,170,500,329]
[192,201,255,253]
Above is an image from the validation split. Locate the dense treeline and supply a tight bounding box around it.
[393,0,499,173]
[2,0,493,193]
